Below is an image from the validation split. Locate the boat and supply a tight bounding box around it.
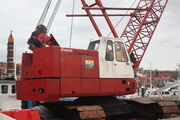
[145,87,173,97]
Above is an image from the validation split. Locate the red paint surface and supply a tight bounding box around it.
[21,47,60,79]
[61,52,81,78]
[0,109,40,120]
[17,79,60,101]
[17,46,136,101]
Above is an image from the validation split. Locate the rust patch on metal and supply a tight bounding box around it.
[78,106,105,120]
[66,105,106,120]
[127,98,156,104]
[158,101,177,107]
[157,101,180,118]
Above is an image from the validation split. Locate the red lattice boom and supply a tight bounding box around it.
[121,0,168,71]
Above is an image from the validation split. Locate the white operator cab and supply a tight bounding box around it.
[88,37,134,79]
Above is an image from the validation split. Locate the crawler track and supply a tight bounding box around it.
[34,97,180,120]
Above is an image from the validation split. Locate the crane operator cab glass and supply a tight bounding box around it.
[88,37,134,79]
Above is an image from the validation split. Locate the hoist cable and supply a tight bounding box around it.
[69,0,75,48]
[37,0,52,27]
[47,0,63,33]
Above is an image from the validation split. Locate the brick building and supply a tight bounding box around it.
[0,63,21,80]
[137,68,178,88]
[0,32,20,80]
[7,31,15,74]
[0,62,7,75]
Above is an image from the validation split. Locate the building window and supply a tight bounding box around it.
[12,85,16,94]
[115,41,128,62]
[105,40,114,61]
[1,85,8,94]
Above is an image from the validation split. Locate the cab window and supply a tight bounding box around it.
[88,40,100,50]
[105,40,114,61]
[115,41,128,62]
[1,85,8,94]
[12,85,16,94]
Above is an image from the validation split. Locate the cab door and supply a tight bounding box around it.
[112,41,134,78]
[99,40,115,78]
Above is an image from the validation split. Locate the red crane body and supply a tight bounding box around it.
[17,46,136,101]
[16,0,168,102]
[0,0,170,119]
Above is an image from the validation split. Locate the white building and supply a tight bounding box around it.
[0,80,21,110]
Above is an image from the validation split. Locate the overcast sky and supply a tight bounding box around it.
[0,0,180,70]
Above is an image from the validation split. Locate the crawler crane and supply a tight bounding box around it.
[0,0,170,120]
[18,0,168,102]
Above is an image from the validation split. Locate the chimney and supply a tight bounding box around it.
[7,31,15,75]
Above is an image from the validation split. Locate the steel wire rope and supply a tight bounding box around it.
[106,0,138,38]
[69,0,75,48]
[37,0,52,26]
[47,0,63,33]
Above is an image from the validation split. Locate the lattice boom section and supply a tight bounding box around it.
[121,0,168,71]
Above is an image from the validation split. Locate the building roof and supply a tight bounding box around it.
[8,31,14,42]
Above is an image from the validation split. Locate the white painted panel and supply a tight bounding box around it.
[0,113,15,120]
[0,83,21,110]
[89,37,134,78]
